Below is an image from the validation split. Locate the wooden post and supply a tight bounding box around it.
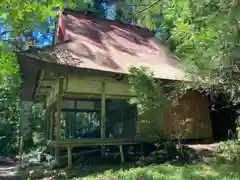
[55,77,64,165]
[101,81,106,156]
[67,145,73,169]
[47,107,51,141]
[50,103,54,155]
[119,145,124,163]
[43,108,48,144]
[50,103,56,141]
[19,136,23,168]
[65,117,69,139]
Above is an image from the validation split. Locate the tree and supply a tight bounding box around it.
[126,1,240,160]
[0,0,110,155]
[0,0,72,154]
[100,1,240,114]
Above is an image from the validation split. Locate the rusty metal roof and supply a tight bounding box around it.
[18,10,187,101]
[51,10,185,80]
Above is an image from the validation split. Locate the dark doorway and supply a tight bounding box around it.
[209,93,237,141]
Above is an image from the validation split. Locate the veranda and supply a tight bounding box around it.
[40,71,157,168]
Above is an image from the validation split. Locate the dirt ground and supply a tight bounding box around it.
[0,157,25,180]
[186,143,218,156]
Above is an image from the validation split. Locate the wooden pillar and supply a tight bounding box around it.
[47,107,51,141]
[67,145,72,169]
[65,118,69,139]
[119,145,124,163]
[43,108,48,144]
[50,103,55,155]
[55,77,64,165]
[72,100,77,138]
[101,81,106,156]
[50,103,56,141]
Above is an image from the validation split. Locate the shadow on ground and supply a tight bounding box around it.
[0,165,26,180]
[1,143,239,180]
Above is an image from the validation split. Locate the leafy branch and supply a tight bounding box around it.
[133,0,161,17]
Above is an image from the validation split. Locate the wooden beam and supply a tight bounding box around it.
[35,70,45,100]
[55,76,64,165]
[40,80,57,87]
[64,92,135,100]
[39,87,51,94]
[101,81,106,156]
[65,76,133,96]
[46,95,57,109]
[46,80,59,108]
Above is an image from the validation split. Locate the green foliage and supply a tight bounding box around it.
[0,53,20,154]
[0,0,104,156]
[23,103,45,152]
[129,0,240,100]
[128,66,191,148]
[0,51,19,81]
[0,0,73,155]
[218,140,240,163]
[218,118,240,162]
[128,66,171,137]
[0,0,103,156]
[128,66,167,115]
[71,163,240,180]
[0,0,64,36]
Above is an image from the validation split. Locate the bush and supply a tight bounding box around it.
[217,119,240,162]
[23,103,44,152]
[73,164,240,180]
[218,140,240,162]
[0,76,20,155]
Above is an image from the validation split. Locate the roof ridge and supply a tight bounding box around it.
[63,8,96,16]
[62,8,153,34]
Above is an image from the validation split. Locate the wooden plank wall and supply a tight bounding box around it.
[46,77,67,107]
[164,90,213,140]
[66,76,134,96]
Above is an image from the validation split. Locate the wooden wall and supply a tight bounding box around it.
[66,76,134,97]
[46,76,133,107]
[46,77,68,107]
[137,90,213,140]
[45,76,213,140]
[164,90,213,140]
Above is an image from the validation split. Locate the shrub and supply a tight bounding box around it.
[218,140,240,162]
[217,119,240,162]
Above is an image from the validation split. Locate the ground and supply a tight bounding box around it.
[0,143,239,180]
[0,157,25,180]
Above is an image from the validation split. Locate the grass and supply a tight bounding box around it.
[71,162,240,180]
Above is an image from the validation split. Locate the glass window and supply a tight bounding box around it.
[59,98,137,139]
[75,112,100,138]
[106,99,137,138]
[61,112,76,139]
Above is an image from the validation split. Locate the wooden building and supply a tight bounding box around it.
[18,9,213,168]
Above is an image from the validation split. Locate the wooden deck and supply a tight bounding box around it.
[47,136,159,168]
[47,137,159,147]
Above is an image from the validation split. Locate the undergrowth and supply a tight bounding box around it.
[217,119,240,163]
[71,163,240,180]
